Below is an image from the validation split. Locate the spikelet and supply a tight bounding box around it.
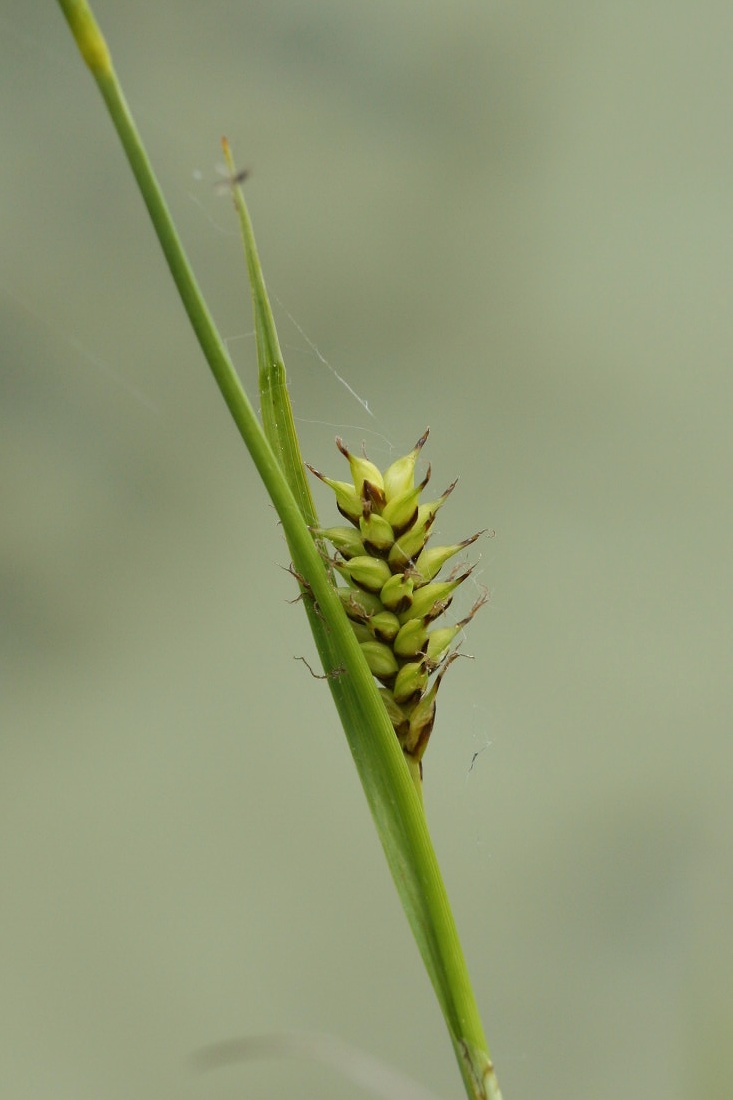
[308,430,486,781]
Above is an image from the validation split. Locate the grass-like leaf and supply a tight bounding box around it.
[56,4,503,1097]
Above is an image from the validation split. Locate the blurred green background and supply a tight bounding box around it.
[2,3,732,1098]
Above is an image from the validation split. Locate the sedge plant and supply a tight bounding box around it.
[56,4,504,1098]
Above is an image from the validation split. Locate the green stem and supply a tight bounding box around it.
[55,5,503,1097]
[219,141,314,523]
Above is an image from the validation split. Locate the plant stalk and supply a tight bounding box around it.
[55,5,503,1097]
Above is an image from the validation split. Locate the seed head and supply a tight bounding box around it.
[310,432,487,782]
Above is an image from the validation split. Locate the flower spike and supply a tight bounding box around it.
[309,432,487,785]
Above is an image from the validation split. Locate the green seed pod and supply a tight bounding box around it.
[359,640,399,682]
[339,554,392,593]
[336,437,385,497]
[381,480,424,538]
[425,590,488,664]
[368,609,402,644]
[393,617,429,659]
[349,620,374,645]
[379,571,415,614]
[414,531,482,584]
[359,511,394,554]
[382,428,429,501]
[387,509,434,568]
[315,525,366,560]
[386,484,454,568]
[424,623,462,665]
[338,585,384,622]
[393,660,429,705]
[403,652,461,759]
[399,570,471,624]
[307,466,362,524]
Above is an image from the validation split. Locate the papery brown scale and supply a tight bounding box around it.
[362,479,387,512]
[379,688,410,739]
